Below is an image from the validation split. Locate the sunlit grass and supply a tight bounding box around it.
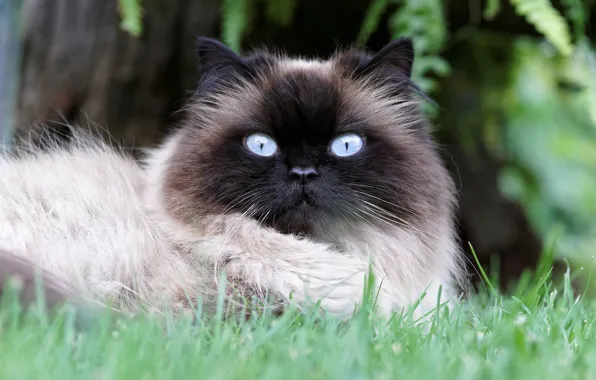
[0,256,595,380]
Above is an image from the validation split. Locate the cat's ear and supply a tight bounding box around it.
[365,37,414,79]
[195,37,251,92]
[334,38,416,95]
[335,38,415,89]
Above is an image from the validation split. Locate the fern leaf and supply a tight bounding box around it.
[389,0,450,96]
[118,0,143,37]
[561,0,587,38]
[221,0,250,53]
[263,0,297,27]
[356,0,390,45]
[484,0,502,20]
[509,0,573,55]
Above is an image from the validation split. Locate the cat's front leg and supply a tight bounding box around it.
[196,214,383,318]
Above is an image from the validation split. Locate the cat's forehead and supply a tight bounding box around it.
[189,52,421,145]
[276,57,333,72]
[251,60,356,141]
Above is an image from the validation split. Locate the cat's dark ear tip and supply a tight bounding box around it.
[393,36,413,45]
[370,36,415,78]
[194,36,243,72]
[195,36,227,53]
[389,37,414,55]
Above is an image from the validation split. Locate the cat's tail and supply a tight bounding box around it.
[0,249,105,329]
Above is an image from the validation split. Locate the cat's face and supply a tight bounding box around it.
[162,38,455,235]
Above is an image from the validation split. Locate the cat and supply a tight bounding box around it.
[0,36,468,321]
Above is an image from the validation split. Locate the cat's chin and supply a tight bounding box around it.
[266,203,323,235]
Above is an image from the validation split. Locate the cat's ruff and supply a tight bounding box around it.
[0,37,467,320]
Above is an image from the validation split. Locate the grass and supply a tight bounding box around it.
[1,262,595,380]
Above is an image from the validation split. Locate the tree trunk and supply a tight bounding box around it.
[16,0,220,149]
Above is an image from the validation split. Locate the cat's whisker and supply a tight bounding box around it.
[358,199,418,230]
[257,209,272,227]
[335,204,364,231]
[218,186,264,214]
[348,185,422,217]
[351,203,437,248]
[344,207,387,236]
[358,201,432,238]
[348,188,429,233]
[352,205,398,230]
[349,187,423,218]
[354,202,442,251]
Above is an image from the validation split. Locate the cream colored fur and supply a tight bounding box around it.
[0,134,461,322]
[0,59,466,321]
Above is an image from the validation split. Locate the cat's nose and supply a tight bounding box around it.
[289,166,319,183]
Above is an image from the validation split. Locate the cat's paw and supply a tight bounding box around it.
[194,237,244,265]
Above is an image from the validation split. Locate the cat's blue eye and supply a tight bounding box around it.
[245,133,278,157]
[330,133,364,157]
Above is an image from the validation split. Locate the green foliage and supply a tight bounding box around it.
[263,0,297,27]
[357,0,578,97]
[499,39,596,266]
[221,0,250,53]
[388,0,450,95]
[562,0,588,38]
[484,0,502,20]
[118,0,143,37]
[354,0,595,277]
[358,0,450,96]
[356,0,390,46]
[510,0,573,55]
[221,0,298,54]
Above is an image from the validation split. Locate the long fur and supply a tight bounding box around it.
[0,38,468,321]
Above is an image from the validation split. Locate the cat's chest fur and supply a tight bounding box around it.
[0,145,195,313]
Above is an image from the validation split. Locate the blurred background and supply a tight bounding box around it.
[1,0,595,292]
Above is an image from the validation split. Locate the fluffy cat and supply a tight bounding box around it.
[0,37,467,320]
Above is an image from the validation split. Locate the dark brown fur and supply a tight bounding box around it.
[161,38,456,240]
